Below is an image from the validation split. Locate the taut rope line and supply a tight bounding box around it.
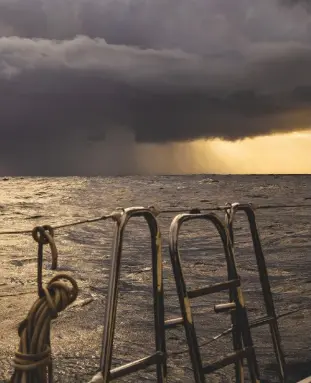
[0,203,311,236]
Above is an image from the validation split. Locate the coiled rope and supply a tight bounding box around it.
[10,274,78,383]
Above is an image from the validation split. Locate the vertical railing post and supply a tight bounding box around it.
[97,207,166,383]
[225,203,286,383]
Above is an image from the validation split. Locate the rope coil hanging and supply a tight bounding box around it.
[10,224,78,383]
[10,273,78,383]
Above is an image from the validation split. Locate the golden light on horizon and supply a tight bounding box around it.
[136,129,311,175]
[201,129,311,174]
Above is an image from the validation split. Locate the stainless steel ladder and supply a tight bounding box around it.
[166,211,260,383]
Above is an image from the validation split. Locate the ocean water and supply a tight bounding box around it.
[0,175,311,382]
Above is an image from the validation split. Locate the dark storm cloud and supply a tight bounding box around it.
[1,37,311,143]
[1,0,311,174]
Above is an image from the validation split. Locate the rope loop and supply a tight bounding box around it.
[11,274,78,383]
[32,225,54,245]
[13,347,51,372]
[47,274,79,310]
[32,225,58,276]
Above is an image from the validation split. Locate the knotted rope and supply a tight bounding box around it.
[32,225,58,297]
[32,225,58,269]
[10,273,78,383]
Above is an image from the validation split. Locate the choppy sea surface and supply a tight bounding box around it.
[0,175,311,382]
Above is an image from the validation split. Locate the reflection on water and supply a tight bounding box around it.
[0,175,310,382]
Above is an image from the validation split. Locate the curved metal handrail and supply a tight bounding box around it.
[169,212,259,383]
[225,202,286,383]
[98,207,166,383]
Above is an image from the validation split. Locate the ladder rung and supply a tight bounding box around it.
[214,302,236,313]
[164,314,273,332]
[164,317,183,329]
[187,279,241,299]
[202,347,252,374]
[249,315,274,329]
[110,351,165,380]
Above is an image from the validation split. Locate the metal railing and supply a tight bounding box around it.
[2,202,311,382]
[97,207,167,382]
[225,203,286,382]
[166,211,259,383]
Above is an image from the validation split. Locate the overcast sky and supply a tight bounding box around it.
[1,0,311,175]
